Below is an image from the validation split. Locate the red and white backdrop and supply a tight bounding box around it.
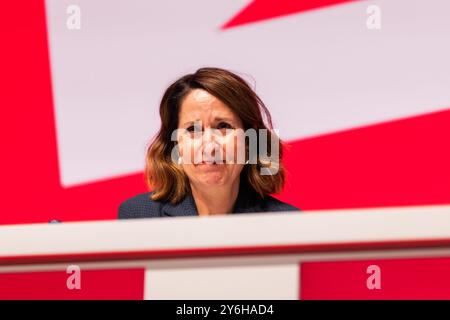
[1,0,450,299]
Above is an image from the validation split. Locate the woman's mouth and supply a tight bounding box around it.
[197,160,223,167]
[199,161,218,165]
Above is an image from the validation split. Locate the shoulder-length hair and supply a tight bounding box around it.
[145,67,287,204]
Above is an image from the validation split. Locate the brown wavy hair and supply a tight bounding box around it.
[145,67,287,204]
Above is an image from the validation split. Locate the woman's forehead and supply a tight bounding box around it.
[185,89,216,104]
[179,89,237,121]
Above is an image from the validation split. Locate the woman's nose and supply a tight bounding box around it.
[202,127,219,144]
[201,129,221,156]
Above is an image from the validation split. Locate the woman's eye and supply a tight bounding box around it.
[217,122,233,130]
[187,125,202,132]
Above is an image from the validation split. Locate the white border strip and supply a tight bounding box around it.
[1,205,450,257]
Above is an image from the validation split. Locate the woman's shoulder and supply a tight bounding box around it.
[118,191,163,219]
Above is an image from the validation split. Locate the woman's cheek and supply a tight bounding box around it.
[222,133,241,164]
[183,136,203,164]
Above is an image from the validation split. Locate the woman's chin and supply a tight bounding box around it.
[200,177,225,186]
[196,173,226,186]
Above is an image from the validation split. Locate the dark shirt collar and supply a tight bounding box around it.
[161,185,263,217]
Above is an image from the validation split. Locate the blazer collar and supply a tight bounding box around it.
[161,186,263,217]
[161,192,198,217]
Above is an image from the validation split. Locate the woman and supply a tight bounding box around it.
[118,67,300,219]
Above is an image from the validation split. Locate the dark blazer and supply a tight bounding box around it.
[118,187,300,219]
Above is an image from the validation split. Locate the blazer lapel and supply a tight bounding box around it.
[161,192,198,217]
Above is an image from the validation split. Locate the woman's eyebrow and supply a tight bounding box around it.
[182,119,201,126]
[214,117,233,123]
[182,117,233,126]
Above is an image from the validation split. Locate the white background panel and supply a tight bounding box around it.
[45,0,450,186]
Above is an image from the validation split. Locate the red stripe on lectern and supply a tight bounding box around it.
[0,268,145,300]
[301,257,450,299]
[1,238,450,266]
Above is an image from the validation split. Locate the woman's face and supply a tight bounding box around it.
[177,89,245,188]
